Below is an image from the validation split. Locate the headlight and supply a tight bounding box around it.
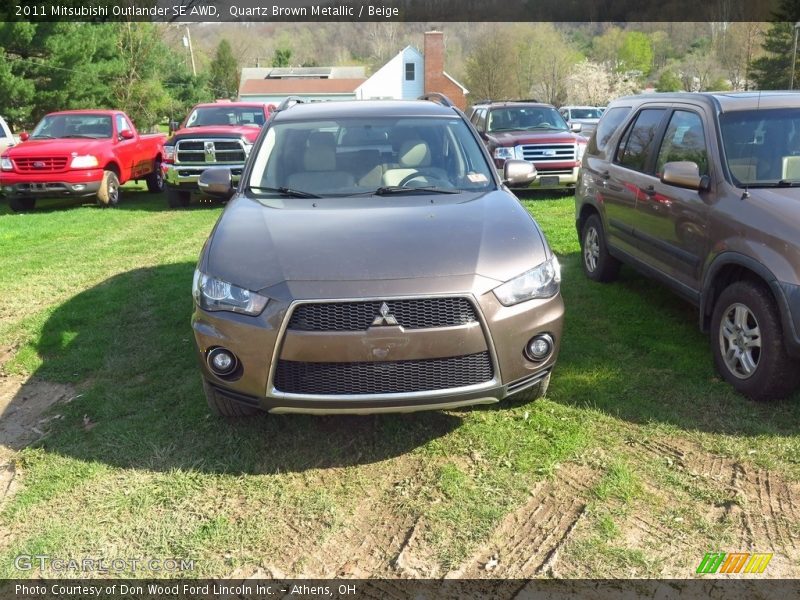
[163,145,175,162]
[493,257,561,306]
[576,143,587,161]
[192,270,268,315]
[493,147,517,161]
[0,157,12,171]
[70,155,98,169]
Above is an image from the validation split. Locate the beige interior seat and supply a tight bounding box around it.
[285,132,355,193]
[782,156,800,180]
[382,139,448,186]
[728,158,757,183]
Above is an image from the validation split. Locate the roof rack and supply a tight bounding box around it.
[473,98,540,105]
[418,93,454,108]
[275,96,306,112]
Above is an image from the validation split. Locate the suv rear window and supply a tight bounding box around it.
[615,108,667,172]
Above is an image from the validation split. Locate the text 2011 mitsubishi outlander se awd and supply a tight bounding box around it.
[577,91,800,401]
[191,95,563,416]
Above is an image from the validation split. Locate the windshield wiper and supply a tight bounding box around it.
[30,134,54,139]
[245,185,320,199]
[62,134,102,139]
[777,179,800,187]
[374,185,460,195]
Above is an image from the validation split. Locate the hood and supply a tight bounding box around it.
[4,138,111,156]
[747,187,800,227]
[489,130,581,146]
[205,191,548,293]
[569,118,600,125]
[170,125,261,144]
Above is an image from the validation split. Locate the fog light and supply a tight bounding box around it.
[207,347,238,376]
[72,184,86,191]
[525,334,554,362]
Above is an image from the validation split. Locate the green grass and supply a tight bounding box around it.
[0,189,799,578]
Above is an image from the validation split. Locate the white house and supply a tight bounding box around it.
[355,46,424,101]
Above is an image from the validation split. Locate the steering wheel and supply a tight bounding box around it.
[398,172,429,187]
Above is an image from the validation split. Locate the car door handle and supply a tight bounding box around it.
[601,171,610,180]
[644,185,656,196]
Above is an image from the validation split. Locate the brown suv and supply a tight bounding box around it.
[576,91,800,401]
[192,95,563,416]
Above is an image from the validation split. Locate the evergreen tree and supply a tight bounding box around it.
[750,0,800,89]
[209,39,239,100]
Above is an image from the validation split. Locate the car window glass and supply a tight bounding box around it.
[655,110,708,177]
[615,108,666,173]
[589,106,631,154]
[475,109,487,132]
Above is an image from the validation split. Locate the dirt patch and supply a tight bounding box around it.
[446,464,599,578]
[0,374,75,452]
[619,437,800,577]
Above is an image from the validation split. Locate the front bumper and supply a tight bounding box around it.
[164,163,244,191]
[192,280,564,414]
[508,166,580,190]
[1,168,104,198]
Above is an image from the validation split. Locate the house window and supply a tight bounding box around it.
[405,62,415,81]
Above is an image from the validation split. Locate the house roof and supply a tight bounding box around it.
[239,78,367,96]
[443,71,469,94]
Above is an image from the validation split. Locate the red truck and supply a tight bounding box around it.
[163,102,274,207]
[0,110,165,211]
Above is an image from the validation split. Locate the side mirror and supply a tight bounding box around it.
[661,161,710,191]
[19,132,29,142]
[169,120,180,134]
[570,122,582,133]
[119,129,135,140]
[198,167,233,198]
[503,159,537,186]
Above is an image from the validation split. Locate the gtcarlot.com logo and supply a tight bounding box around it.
[14,555,195,573]
[696,552,772,574]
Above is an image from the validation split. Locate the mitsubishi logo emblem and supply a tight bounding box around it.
[371,302,399,327]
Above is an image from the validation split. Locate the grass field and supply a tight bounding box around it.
[0,186,798,579]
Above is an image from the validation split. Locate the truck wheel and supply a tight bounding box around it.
[580,213,620,282]
[506,372,551,405]
[9,197,36,212]
[166,188,191,208]
[710,281,800,401]
[202,378,260,417]
[96,170,120,207]
[146,161,164,193]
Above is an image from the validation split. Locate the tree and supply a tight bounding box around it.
[272,47,292,67]
[512,23,582,105]
[464,27,516,101]
[209,39,239,100]
[655,69,683,92]
[619,32,653,75]
[751,0,800,89]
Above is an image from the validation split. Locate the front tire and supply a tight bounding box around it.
[166,188,191,208]
[580,213,620,282]
[97,170,120,207]
[506,372,551,405]
[146,161,164,193]
[710,281,800,401]
[9,197,36,212]
[202,378,260,417]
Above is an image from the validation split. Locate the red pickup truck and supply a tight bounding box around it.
[163,102,273,207]
[0,110,165,211]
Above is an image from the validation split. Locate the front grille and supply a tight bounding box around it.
[519,143,576,163]
[175,139,246,164]
[274,351,493,395]
[536,168,574,175]
[13,157,69,173]
[289,298,478,331]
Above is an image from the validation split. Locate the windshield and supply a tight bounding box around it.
[720,108,800,186]
[247,116,496,197]
[487,106,568,132]
[569,108,603,120]
[185,106,265,128]
[31,114,112,139]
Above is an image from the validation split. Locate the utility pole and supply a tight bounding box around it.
[791,22,800,90]
[183,26,197,77]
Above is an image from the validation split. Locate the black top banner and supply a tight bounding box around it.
[0,0,785,22]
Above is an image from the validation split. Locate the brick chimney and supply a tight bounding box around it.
[423,30,468,110]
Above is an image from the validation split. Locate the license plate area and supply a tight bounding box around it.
[539,175,560,187]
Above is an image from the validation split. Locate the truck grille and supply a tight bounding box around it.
[519,143,576,163]
[289,298,478,331]
[175,139,246,164]
[13,157,69,173]
[274,351,493,395]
